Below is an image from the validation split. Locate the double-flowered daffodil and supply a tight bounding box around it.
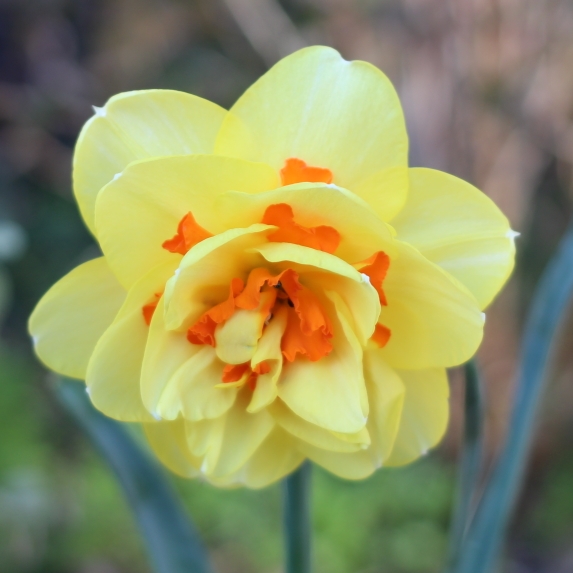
[29,47,515,488]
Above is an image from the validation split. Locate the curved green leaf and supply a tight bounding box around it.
[55,378,213,573]
[454,225,573,573]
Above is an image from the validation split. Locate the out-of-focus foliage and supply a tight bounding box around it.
[3,0,573,571]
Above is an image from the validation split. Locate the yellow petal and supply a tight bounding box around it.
[29,258,125,379]
[144,419,200,478]
[269,399,365,453]
[215,46,409,220]
[248,306,288,413]
[224,427,303,489]
[164,224,273,331]
[381,241,484,369]
[385,368,449,466]
[297,443,377,480]
[185,417,223,460]
[214,183,394,262]
[73,90,226,235]
[363,348,405,464]
[95,155,278,289]
[215,308,265,365]
[171,345,237,422]
[277,292,367,434]
[392,168,515,308]
[86,260,177,422]
[197,390,275,479]
[140,297,200,420]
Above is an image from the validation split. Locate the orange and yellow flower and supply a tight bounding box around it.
[29,47,515,487]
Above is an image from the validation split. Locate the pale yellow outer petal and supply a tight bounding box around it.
[95,155,278,289]
[141,296,209,421]
[29,258,125,379]
[144,420,200,478]
[86,260,178,422]
[214,184,395,262]
[363,349,406,465]
[215,46,409,221]
[385,368,450,466]
[225,427,303,489]
[381,241,484,369]
[74,90,227,235]
[392,168,515,308]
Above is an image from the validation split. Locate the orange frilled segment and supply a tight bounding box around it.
[222,360,271,389]
[162,212,213,255]
[187,278,245,346]
[371,323,391,348]
[281,306,333,362]
[222,362,250,383]
[357,251,390,306]
[280,158,333,186]
[142,292,162,326]
[262,203,340,254]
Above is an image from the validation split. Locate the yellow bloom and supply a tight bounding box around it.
[29,47,515,487]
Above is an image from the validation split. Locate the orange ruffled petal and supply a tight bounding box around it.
[221,360,271,390]
[372,323,391,348]
[357,251,390,306]
[162,212,213,255]
[281,305,333,362]
[280,158,333,186]
[142,292,162,326]
[262,203,340,254]
[222,362,251,383]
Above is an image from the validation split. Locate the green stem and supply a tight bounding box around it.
[445,360,484,572]
[283,461,312,573]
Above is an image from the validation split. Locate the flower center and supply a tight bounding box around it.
[280,158,333,186]
[187,267,334,370]
[141,201,392,371]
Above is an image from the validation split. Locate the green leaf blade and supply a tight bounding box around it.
[455,225,573,573]
[55,378,213,573]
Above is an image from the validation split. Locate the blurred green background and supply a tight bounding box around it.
[2,0,573,571]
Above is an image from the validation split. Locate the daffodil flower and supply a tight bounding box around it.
[29,47,515,488]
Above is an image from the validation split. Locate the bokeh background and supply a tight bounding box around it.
[1,0,573,572]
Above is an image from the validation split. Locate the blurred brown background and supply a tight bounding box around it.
[1,0,573,572]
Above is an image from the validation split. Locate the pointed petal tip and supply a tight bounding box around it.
[92,105,106,117]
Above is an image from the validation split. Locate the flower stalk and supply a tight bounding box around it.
[283,462,312,573]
